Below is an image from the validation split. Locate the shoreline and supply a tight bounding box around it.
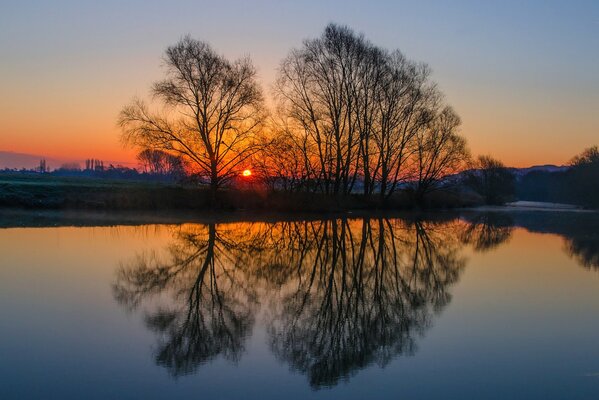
[1,204,597,229]
[1,174,595,219]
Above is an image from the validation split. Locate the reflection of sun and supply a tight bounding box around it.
[242,169,252,177]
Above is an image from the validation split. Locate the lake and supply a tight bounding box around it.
[1,210,599,399]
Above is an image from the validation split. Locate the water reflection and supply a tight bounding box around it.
[113,212,599,387]
[460,211,599,270]
[552,213,599,271]
[460,213,514,252]
[114,217,469,385]
[564,233,599,270]
[113,223,258,376]
[263,219,466,388]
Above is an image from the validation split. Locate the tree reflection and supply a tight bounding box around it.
[564,235,599,270]
[113,223,257,377]
[113,217,468,386]
[260,218,466,388]
[460,213,514,252]
[557,215,599,271]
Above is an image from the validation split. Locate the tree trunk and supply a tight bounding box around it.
[210,161,218,208]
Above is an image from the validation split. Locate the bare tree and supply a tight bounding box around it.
[570,145,599,166]
[119,36,265,200]
[275,24,371,196]
[137,148,185,177]
[274,24,469,204]
[411,106,470,203]
[465,155,515,205]
[372,54,437,200]
[253,125,311,192]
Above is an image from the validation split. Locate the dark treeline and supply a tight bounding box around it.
[464,155,515,205]
[517,146,599,208]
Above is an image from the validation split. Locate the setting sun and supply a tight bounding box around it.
[242,169,252,177]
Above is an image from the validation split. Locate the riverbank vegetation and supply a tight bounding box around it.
[0,172,480,211]
[517,146,599,208]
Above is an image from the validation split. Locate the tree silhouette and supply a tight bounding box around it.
[410,107,470,204]
[119,36,265,200]
[465,155,515,205]
[568,146,599,208]
[272,24,468,201]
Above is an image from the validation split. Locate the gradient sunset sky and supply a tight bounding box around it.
[1,0,598,167]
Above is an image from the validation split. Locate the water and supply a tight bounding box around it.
[1,211,598,399]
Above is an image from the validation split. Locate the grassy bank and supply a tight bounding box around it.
[0,173,211,210]
[0,173,480,212]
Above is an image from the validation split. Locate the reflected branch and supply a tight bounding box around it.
[264,218,466,388]
[113,216,470,385]
[460,213,514,253]
[113,223,257,377]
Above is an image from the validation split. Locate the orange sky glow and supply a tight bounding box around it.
[1,1,597,169]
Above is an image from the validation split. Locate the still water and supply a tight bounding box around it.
[1,211,599,399]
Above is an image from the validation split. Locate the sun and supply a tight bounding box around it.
[242,169,252,177]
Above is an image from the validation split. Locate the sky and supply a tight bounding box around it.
[1,0,598,167]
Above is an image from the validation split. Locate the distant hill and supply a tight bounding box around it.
[444,164,569,185]
[508,164,569,176]
[0,151,64,170]
[0,151,136,170]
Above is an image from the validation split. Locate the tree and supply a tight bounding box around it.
[568,145,599,207]
[466,155,515,205]
[411,106,470,203]
[252,126,311,192]
[38,159,47,173]
[119,35,265,200]
[137,148,185,178]
[571,145,599,166]
[275,24,368,196]
[273,24,468,203]
[371,53,436,200]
